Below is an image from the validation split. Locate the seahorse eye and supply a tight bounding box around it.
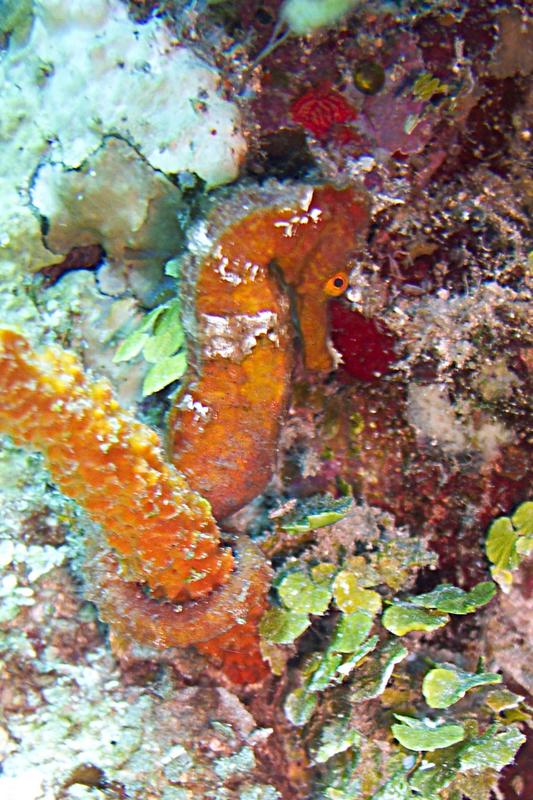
[324,271,349,296]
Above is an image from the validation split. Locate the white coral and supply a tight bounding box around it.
[0,0,246,271]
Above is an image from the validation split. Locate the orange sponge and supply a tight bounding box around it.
[0,328,232,602]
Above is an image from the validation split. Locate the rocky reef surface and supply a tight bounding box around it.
[0,1,531,799]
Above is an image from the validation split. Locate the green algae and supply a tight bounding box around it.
[406,581,496,614]
[259,607,311,644]
[277,571,332,614]
[382,603,449,635]
[330,610,373,653]
[486,500,533,591]
[280,495,352,535]
[422,665,502,709]
[284,688,318,727]
[114,297,188,396]
[392,716,466,752]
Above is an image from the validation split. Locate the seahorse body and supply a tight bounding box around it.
[0,184,369,684]
[170,185,369,519]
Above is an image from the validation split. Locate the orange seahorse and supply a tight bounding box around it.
[169,184,370,520]
[0,184,369,683]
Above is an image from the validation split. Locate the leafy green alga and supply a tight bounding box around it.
[458,724,525,772]
[280,494,352,534]
[371,770,417,800]
[113,298,187,396]
[278,571,332,614]
[311,718,361,764]
[335,636,379,681]
[351,640,408,703]
[409,751,462,796]
[114,303,169,361]
[392,715,465,752]
[409,723,525,796]
[512,500,533,535]
[485,688,524,713]
[270,497,529,793]
[407,581,496,614]
[311,562,338,585]
[142,352,187,396]
[422,665,501,709]
[284,688,317,727]
[382,602,449,635]
[330,610,373,653]
[486,517,519,568]
[259,607,310,644]
[322,748,361,799]
[332,571,382,615]
[307,649,343,691]
[486,500,533,591]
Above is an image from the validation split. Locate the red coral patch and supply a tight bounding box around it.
[290,84,357,139]
[329,300,398,381]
